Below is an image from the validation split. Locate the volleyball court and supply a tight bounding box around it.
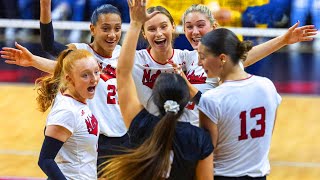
[0,12,320,180]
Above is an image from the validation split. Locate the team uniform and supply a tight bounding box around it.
[198,75,281,178]
[46,92,99,179]
[72,43,128,165]
[127,108,214,179]
[73,43,126,137]
[132,49,214,126]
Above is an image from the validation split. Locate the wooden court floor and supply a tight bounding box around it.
[0,84,319,179]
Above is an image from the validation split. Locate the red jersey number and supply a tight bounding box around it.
[107,85,117,104]
[238,106,266,141]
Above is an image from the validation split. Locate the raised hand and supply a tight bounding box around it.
[284,21,318,45]
[0,42,35,67]
[127,0,159,24]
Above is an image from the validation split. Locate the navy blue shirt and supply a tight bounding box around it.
[128,109,214,180]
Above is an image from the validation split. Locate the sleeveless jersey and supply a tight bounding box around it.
[132,49,214,126]
[73,43,127,137]
[198,75,282,177]
[47,92,99,179]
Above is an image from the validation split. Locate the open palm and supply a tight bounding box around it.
[0,42,34,67]
[284,22,318,45]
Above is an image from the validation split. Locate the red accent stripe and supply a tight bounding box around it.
[274,81,320,94]
[88,44,112,58]
[146,48,175,65]
[224,74,254,82]
[0,70,43,82]
[62,93,87,105]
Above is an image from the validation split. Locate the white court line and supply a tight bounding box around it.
[271,161,320,168]
[0,149,39,156]
[0,176,45,180]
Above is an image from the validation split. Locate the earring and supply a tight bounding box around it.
[222,59,226,63]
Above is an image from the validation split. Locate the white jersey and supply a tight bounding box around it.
[47,92,99,180]
[73,43,127,137]
[132,49,214,126]
[198,75,282,177]
[184,51,219,125]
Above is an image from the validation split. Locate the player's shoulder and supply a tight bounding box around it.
[252,75,276,89]
[70,42,89,50]
[52,93,85,113]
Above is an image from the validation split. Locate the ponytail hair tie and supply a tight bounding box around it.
[164,100,180,114]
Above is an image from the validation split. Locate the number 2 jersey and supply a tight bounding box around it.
[198,75,282,177]
[132,49,214,126]
[72,43,127,137]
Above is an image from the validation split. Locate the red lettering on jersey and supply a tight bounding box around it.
[186,70,206,84]
[186,102,195,110]
[85,115,98,136]
[100,64,117,82]
[142,69,162,89]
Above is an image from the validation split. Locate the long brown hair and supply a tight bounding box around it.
[35,49,93,112]
[201,28,253,64]
[99,73,190,180]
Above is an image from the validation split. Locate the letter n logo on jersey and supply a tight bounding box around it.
[85,115,98,136]
[142,69,161,89]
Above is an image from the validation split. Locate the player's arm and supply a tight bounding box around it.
[40,0,68,57]
[0,42,56,74]
[199,111,218,148]
[272,109,279,134]
[38,125,71,179]
[117,0,159,128]
[195,152,213,180]
[244,22,317,67]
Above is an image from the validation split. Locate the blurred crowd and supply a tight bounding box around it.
[0,0,319,49]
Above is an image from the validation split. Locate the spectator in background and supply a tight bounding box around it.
[17,0,40,39]
[18,0,39,20]
[0,0,18,41]
[206,0,268,27]
[243,0,291,29]
[290,0,320,50]
[50,0,86,42]
[87,0,130,23]
[242,0,291,44]
[146,0,214,25]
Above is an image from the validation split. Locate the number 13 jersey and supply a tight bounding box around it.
[198,75,281,177]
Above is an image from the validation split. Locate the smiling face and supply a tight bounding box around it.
[183,12,214,50]
[90,13,122,57]
[143,13,175,52]
[198,43,222,78]
[66,57,100,103]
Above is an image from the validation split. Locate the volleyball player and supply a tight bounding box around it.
[37,49,100,179]
[197,28,281,179]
